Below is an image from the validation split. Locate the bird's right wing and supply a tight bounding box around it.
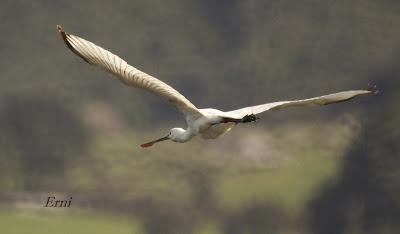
[224,89,377,119]
[57,25,203,120]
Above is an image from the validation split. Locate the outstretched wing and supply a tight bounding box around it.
[57,25,203,120]
[225,89,377,118]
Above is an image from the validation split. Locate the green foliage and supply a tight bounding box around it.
[1,0,399,125]
[0,207,141,234]
[61,121,355,233]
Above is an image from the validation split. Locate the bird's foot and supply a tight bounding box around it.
[242,114,259,123]
[367,83,379,94]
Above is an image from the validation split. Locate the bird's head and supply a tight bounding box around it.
[140,128,185,148]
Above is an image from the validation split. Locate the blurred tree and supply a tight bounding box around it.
[309,56,400,234]
[0,94,88,191]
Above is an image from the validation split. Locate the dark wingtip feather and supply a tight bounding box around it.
[367,83,379,95]
[57,25,91,64]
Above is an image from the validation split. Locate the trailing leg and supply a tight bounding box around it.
[221,114,259,124]
[242,114,260,123]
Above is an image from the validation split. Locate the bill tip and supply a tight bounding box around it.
[140,143,153,148]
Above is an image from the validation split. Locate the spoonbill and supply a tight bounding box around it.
[57,25,377,148]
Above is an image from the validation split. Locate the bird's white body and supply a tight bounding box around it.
[57,25,377,147]
[182,108,236,141]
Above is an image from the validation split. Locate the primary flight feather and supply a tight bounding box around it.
[57,25,377,148]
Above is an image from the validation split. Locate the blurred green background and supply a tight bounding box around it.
[0,0,399,233]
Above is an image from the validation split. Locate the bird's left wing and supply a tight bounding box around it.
[57,25,203,120]
[224,89,377,119]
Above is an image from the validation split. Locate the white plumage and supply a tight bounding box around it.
[57,25,377,147]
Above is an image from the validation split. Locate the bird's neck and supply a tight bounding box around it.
[176,128,195,142]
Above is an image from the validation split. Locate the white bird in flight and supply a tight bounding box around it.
[57,25,377,148]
